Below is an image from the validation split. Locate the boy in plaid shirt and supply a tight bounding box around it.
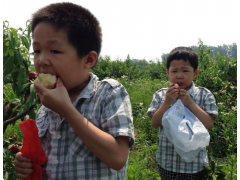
[147,47,218,180]
[14,3,134,179]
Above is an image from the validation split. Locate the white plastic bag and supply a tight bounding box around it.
[162,99,210,162]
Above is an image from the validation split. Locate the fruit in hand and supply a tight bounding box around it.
[10,144,19,154]
[170,83,179,88]
[29,72,37,80]
[35,73,57,89]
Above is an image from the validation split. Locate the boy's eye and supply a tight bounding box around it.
[50,50,60,54]
[33,50,40,54]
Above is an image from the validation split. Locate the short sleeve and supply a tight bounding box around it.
[203,92,218,119]
[147,89,166,119]
[100,81,135,148]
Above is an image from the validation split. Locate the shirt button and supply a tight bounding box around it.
[57,135,61,139]
[53,160,58,164]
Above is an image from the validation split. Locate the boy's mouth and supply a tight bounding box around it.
[177,83,183,87]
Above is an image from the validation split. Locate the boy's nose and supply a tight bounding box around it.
[177,72,183,78]
[38,54,50,66]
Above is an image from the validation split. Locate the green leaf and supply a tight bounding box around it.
[8,49,14,57]
[17,69,26,93]
[25,84,36,109]
[5,171,9,180]
[3,20,9,28]
[8,144,13,149]
[28,108,36,120]
[10,28,18,44]
[14,49,23,65]
[27,21,31,37]
[8,31,15,53]
[3,56,13,77]
[21,36,30,50]
[3,43,8,56]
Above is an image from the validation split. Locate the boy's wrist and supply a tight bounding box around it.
[163,98,175,107]
[162,101,172,110]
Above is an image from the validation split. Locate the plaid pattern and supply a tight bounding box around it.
[36,73,135,180]
[158,165,202,180]
[147,82,218,174]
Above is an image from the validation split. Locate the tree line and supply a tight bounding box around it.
[91,42,237,84]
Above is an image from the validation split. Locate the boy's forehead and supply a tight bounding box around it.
[169,59,193,69]
[170,59,190,65]
[33,40,63,46]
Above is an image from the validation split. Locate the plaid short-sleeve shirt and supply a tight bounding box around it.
[36,73,135,180]
[147,82,218,173]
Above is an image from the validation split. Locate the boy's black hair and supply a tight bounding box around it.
[31,2,102,59]
[166,47,198,71]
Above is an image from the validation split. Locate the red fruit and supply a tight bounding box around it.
[219,92,223,96]
[25,94,29,100]
[29,72,37,80]
[3,105,11,115]
[10,144,19,154]
[10,135,17,140]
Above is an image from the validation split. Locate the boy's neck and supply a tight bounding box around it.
[68,74,91,102]
[184,82,192,91]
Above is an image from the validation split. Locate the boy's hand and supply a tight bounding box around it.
[14,152,33,179]
[179,89,194,107]
[34,78,73,117]
[165,85,179,106]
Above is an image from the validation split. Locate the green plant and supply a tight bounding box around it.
[3,20,39,180]
[201,154,237,180]
[3,20,39,132]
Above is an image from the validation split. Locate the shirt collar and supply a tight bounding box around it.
[187,81,197,98]
[72,72,98,106]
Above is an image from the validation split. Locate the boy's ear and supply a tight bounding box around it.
[194,69,200,78]
[166,69,170,76]
[84,51,98,69]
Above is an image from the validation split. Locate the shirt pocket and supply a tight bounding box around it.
[68,127,93,157]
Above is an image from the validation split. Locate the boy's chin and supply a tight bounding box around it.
[183,83,192,90]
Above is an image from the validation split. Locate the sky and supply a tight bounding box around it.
[2,0,239,61]
[2,0,238,61]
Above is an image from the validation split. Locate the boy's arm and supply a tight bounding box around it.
[63,107,129,170]
[151,101,171,128]
[179,89,214,129]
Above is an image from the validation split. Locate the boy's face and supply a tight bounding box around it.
[33,22,96,91]
[166,59,199,90]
